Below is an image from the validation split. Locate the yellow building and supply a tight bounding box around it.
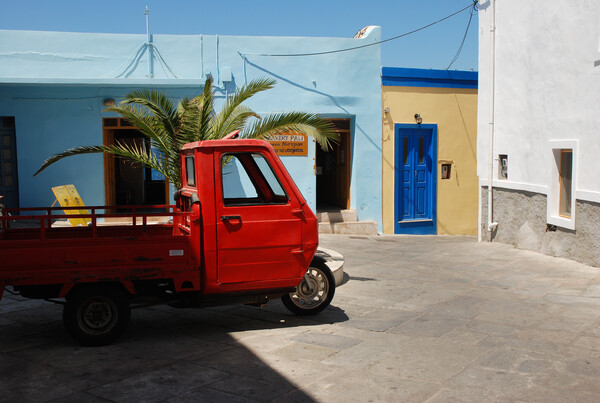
[381,68,478,235]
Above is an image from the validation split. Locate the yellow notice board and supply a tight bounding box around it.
[51,185,91,227]
[265,132,308,156]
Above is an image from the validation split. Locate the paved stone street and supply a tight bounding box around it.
[2,235,600,402]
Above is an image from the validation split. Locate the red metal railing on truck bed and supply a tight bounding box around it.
[0,205,189,241]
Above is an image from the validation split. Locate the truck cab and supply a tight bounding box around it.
[176,138,319,295]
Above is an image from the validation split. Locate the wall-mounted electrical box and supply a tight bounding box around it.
[498,154,508,179]
[441,163,452,179]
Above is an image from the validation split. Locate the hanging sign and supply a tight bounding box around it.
[51,185,91,227]
[265,132,308,156]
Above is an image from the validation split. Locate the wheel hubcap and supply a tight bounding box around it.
[290,267,329,308]
[78,297,118,335]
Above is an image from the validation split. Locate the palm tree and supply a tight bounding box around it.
[35,76,337,189]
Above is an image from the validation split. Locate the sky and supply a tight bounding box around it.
[0,0,479,71]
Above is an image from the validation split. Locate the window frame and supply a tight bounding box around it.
[558,149,572,218]
[185,155,196,187]
[220,152,289,207]
[547,140,578,230]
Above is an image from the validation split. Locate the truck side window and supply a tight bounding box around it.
[221,153,289,206]
[222,155,259,200]
[185,156,196,187]
[251,154,286,199]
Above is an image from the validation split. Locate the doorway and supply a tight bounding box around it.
[316,118,351,210]
[394,124,437,234]
[102,118,167,207]
[0,117,19,209]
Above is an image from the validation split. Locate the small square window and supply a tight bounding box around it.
[185,156,196,187]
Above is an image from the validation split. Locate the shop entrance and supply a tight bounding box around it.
[102,118,167,208]
[316,119,351,210]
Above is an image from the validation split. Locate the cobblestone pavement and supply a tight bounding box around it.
[2,234,600,402]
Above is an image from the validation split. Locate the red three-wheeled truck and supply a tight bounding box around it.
[0,135,335,346]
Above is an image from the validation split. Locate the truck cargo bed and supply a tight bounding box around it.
[0,206,197,292]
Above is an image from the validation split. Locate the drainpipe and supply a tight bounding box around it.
[216,35,220,85]
[487,0,498,233]
[200,35,204,79]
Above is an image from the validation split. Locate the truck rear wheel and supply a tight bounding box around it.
[63,285,131,346]
[282,261,335,315]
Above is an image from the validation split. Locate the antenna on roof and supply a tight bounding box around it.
[144,6,154,78]
[144,6,151,44]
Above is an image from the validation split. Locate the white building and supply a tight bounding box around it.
[477,0,600,266]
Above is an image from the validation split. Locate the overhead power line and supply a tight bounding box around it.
[241,1,478,58]
[446,1,478,69]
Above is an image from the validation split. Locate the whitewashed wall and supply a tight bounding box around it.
[478,1,600,201]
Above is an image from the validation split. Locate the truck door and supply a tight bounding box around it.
[216,151,303,284]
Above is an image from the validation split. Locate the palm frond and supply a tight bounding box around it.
[211,78,275,137]
[187,76,215,141]
[120,89,179,136]
[104,104,174,155]
[210,105,259,140]
[105,142,181,188]
[35,145,107,176]
[177,98,203,145]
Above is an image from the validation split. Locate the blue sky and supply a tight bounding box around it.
[0,0,479,71]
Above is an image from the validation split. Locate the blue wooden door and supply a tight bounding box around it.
[395,125,436,234]
[0,117,19,209]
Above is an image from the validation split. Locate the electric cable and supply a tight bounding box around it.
[241,1,478,57]
[446,0,478,69]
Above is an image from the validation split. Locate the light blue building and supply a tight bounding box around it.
[0,27,382,230]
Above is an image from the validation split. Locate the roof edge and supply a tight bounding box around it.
[382,67,478,89]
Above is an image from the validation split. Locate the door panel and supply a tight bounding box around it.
[395,126,436,235]
[216,152,303,284]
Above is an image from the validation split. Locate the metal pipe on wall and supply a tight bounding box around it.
[487,0,498,233]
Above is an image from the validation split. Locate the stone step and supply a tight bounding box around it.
[316,209,357,223]
[319,220,378,236]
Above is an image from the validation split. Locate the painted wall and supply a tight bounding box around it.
[477,1,600,264]
[382,68,478,235]
[0,29,382,227]
[478,0,600,215]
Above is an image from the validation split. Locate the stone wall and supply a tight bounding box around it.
[481,187,600,268]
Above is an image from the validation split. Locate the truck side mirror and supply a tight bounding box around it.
[190,193,201,205]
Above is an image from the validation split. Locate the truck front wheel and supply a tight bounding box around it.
[63,285,131,346]
[282,261,335,315]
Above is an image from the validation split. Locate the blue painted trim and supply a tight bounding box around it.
[382,67,477,89]
[394,124,437,235]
